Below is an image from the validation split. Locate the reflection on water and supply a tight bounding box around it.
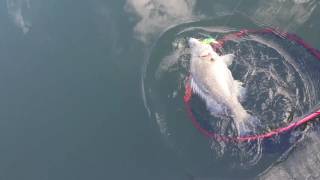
[125,0,319,44]
[260,124,320,180]
[125,0,199,42]
[6,0,31,34]
[252,0,318,31]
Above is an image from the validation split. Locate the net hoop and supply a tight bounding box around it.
[184,28,320,142]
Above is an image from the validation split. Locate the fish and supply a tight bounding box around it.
[188,37,257,135]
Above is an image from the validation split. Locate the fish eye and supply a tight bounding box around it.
[200,53,210,58]
[199,53,212,61]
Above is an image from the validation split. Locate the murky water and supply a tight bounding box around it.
[0,0,320,179]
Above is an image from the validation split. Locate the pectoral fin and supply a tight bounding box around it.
[221,54,234,66]
[234,80,246,102]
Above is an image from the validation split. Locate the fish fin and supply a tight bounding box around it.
[221,54,234,66]
[233,80,246,102]
[235,116,260,136]
[206,98,225,116]
[190,78,224,114]
[190,78,207,100]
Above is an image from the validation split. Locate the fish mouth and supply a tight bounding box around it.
[189,38,214,61]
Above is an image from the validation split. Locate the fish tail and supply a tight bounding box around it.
[232,104,260,136]
[232,103,249,121]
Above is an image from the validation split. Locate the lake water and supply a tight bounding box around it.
[0,0,320,179]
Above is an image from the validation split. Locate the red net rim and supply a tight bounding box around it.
[184,28,320,142]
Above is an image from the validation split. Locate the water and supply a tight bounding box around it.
[0,0,320,179]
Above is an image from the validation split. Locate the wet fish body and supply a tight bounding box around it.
[188,38,252,134]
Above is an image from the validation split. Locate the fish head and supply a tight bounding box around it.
[188,38,216,62]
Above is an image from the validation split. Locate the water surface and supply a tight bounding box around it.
[0,0,320,179]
